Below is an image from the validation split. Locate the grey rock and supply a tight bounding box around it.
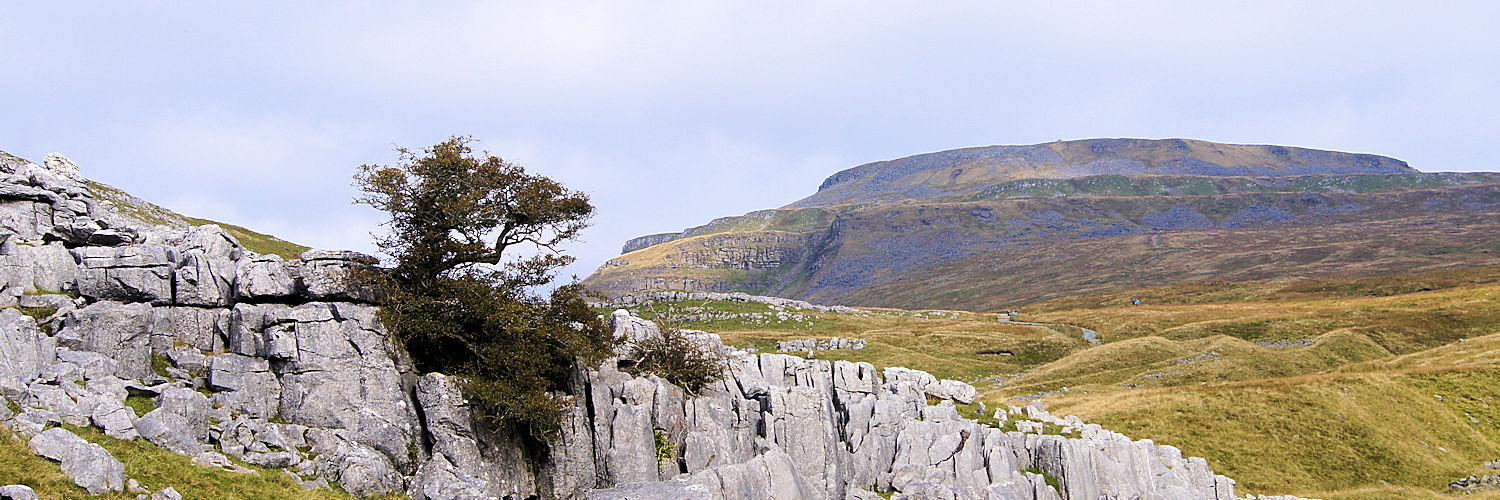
[585,480,714,500]
[411,453,495,500]
[55,349,118,380]
[191,451,256,474]
[687,448,824,500]
[73,245,174,305]
[0,484,38,500]
[9,408,58,437]
[151,307,228,353]
[207,353,280,419]
[180,225,243,262]
[291,250,378,302]
[58,302,152,378]
[233,254,298,300]
[174,249,236,307]
[242,451,300,468]
[0,236,86,292]
[150,487,184,500]
[135,408,205,456]
[59,442,126,495]
[29,428,125,495]
[308,431,403,497]
[157,386,212,442]
[90,398,140,440]
[415,374,484,473]
[0,308,53,385]
[272,303,419,470]
[28,383,88,426]
[28,427,88,461]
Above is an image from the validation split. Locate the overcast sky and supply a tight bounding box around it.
[3,2,1497,282]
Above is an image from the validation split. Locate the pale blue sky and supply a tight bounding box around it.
[3,2,1497,281]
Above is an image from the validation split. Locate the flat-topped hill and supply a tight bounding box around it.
[792,138,1413,208]
[587,139,1500,310]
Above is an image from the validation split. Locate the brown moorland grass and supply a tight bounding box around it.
[615,266,1500,497]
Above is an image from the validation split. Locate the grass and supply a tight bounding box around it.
[124,395,156,417]
[605,266,1500,498]
[87,180,309,259]
[0,424,387,500]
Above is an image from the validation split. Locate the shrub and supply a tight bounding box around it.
[628,321,724,396]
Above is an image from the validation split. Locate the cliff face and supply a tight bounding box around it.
[0,150,1288,499]
[583,139,1500,310]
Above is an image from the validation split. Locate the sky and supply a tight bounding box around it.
[3,2,1498,283]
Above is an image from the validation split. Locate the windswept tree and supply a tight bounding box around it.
[355,136,614,438]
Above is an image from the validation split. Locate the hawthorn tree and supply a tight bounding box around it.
[354,136,614,438]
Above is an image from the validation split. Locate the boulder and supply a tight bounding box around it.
[291,250,378,302]
[90,398,140,440]
[72,245,174,304]
[0,308,54,385]
[0,485,38,500]
[180,225,243,262]
[308,431,404,497]
[151,487,184,500]
[157,386,212,442]
[207,353,281,419]
[136,408,205,456]
[28,427,125,495]
[59,443,126,495]
[173,249,236,307]
[28,427,88,461]
[411,453,494,500]
[234,254,299,300]
[57,301,153,378]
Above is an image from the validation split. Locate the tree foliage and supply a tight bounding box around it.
[355,136,615,438]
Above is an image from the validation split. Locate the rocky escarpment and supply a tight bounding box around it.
[0,152,425,496]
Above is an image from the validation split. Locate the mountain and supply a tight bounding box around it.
[584,138,1500,310]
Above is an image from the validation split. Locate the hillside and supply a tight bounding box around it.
[584,139,1500,310]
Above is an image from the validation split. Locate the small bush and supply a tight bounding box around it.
[653,428,673,464]
[629,322,725,396]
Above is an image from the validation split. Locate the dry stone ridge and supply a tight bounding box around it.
[0,150,1310,499]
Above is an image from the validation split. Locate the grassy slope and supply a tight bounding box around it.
[88,181,311,259]
[0,424,389,500]
[618,267,1500,498]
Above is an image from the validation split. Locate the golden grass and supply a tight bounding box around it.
[624,268,1500,498]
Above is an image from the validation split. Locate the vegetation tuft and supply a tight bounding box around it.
[627,321,724,395]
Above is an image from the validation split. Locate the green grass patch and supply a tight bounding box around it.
[124,395,156,417]
[1024,466,1061,490]
[0,422,377,500]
